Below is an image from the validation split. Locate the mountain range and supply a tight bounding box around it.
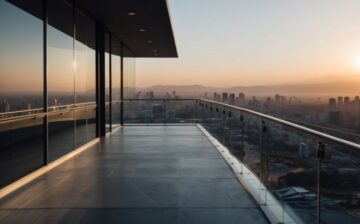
[139,75,360,97]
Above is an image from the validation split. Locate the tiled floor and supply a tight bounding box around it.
[0,126,268,224]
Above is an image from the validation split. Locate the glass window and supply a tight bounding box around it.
[75,8,96,147]
[0,1,43,113]
[47,0,75,161]
[111,36,121,127]
[105,32,111,132]
[123,46,136,99]
[0,0,44,188]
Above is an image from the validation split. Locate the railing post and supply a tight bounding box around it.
[164,99,167,125]
[96,21,106,137]
[43,0,48,165]
[317,142,325,224]
[200,103,204,123]
[260,119,268,205]
[228,110,232,153]
[222,109,226,143]
[120,43,124,126]
[240,113,244,174]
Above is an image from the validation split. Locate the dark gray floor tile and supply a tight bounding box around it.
[0,126,268,224]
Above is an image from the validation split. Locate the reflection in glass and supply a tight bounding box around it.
[123,46,136,99]
[0,1,43,113]
[75,9,95,104]
[105,32,111,132]
[48,110,75,162]
[111,37,121,127]
[75,8,96,147]
[0,1,44,188]
[47,0,75,161]
[87,107,97,141]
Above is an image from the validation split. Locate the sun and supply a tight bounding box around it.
[355,54,360,71]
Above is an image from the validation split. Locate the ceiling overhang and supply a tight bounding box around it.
[77,0,178,58]
[8,0,178,58]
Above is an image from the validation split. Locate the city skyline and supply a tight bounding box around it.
[137,0,360,87]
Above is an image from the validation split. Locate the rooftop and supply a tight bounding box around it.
[0,126,267,224]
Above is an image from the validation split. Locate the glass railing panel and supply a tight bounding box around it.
[240,112,265,203]
[164,100,197,123]
[0,115,44,188]
[241,113,262,178]
[124,100,200,124]
[264,119,318,223]
[105,102,111,132]
[318,139,360,223]
[124,100,165,124]
[201,104,226,141]
[111,101,121,128]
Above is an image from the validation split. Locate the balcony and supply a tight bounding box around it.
[0,99,359,224]
[0,124,267,224]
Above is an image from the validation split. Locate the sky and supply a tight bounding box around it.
[136,0,360,87]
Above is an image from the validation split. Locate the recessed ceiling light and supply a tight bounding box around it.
[138,28,146,32]
[147,40,153,43]
[128,11,136,16]
[153,49,158,52]
[154,53,159,56]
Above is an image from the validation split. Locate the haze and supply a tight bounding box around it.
[137,0,360,87]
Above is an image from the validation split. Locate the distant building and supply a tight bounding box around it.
[329,111,341,124]
[229,93,235,105]
[213,92,221,101]
[355,96,359,103]
[222,92,228,103]
[238,92,245,105]
[328,98,336,109]
[337,96,343,107]
[0,100,11,112]
[275,94,281,104]
[149,91,154,99]
[281,96,286,104]
[275,187,316,208]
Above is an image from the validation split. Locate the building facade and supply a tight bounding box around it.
[0,0,177,188]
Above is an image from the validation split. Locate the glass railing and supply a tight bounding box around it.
[123,99,198,124]
[123,98,360,224]
[198,99,360,224]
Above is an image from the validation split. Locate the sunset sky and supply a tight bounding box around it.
[136,0,360,87]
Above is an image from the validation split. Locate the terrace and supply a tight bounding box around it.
[0,99,359,223]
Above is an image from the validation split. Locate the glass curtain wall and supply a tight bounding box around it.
[0,0,131,188]
[47,0,75,162]
[105,32,111,132]
[75,8,96,147]
[0,0,44,188]
[123,46,136,99]
[111,36,121,127]
[48,0,97,161]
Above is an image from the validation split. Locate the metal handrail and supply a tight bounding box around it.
[3,97,360,151]
[0,108,43,116]
[124,98,360,150]
[0,103,97,124]
[0,102,97,115]
[199,99,360,151]
[123,98,197,101]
